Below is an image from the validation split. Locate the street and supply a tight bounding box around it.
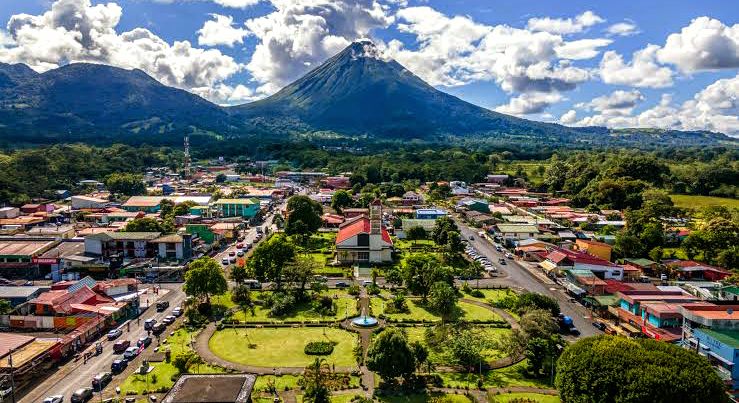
[456,221,602,338]
[19,284,187,403]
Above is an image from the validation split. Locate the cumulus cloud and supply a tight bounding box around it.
[560,109,577,124]
[555,38,612,60]
[244,0,392,91]
[0,0,242,100]
[568,75,739,136]
[657,17,739,72]
[197,14,248,47]
[191,83,259,105]
[526,11,604,35]
[212,0,260,8]
[606,21,639,36]
[494,92,564,116]
[599,45,673,88]
[388,7,592,95]
[582,89,644,114]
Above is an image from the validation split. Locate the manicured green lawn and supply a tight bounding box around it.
[119,327,225,395]
[372,298,502,322]
[403,326,510,363]
[213,290,359,322]
[489,392,560,403]
[462,289,515,304]
[438,361,552,389]
[208,327,358,368]
[670,194,739,209]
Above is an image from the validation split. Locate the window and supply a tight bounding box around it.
[357,233,369,246]
[357,252,369,261]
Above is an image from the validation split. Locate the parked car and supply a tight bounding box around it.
[335,281,349,288]
[111,359,128,374]
[172,307,183,317]
[92,372,112,391]
[236,243,244,249]
[237,251,244,257]
[468,235,474,240]
[162,315,176,325]
[123,346,139,361]
[137,335,152,348]
[144,319,156,330]
[70,387,93,403]
[314,275,328,282]
[505,252,514,259]
[107,329,122,340]
[221,258,229,265]
[42,396,63,403]
[156,300,169,312]
[152,323,166,335]
[113,340,130,354]
[229,256,237,263]
[244,279,261,289]
[362,280,373,287]
[228,251,236,257]
[592,321,607,331]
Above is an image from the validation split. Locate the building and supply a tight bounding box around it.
[574,239,613,261]
[71,195,108,210]
[20,204,55,214]
[0,286,49,306]
[151,234,193,261]
[402,191,422,206]
[84,232,161,259]
[457,199,490,213]
[540,247,623,280]
[666,260,730,281]
[25,225,76,240]
[0,237,59,277]
[0,207,20,219]
[414,208,447,220]
[335,200,393,264]
[494,224,540,240]
[211,198,260,218]
[613,290,702,342]
[35,239,86,281]
[486,174,509,184]
[322,176,351,189]
[342,208,369,219]
[122,196,163,213]
[163,374,256,403]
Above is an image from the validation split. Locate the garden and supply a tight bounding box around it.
[212,289,360,323]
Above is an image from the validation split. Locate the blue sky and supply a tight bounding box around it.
[0,0,737,135]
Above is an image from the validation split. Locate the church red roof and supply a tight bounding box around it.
[336,217,392,245]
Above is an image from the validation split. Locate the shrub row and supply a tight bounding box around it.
[304,341,335,355]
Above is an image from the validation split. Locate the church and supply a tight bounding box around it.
[335,199,393,264]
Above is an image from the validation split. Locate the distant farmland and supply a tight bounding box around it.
[670,194,739,209]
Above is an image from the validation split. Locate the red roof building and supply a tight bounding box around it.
[335,201,393,264]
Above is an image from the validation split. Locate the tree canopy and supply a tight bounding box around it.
[285,195,323,237]
[183,257,227,304]
[248,234,296,285]
[105,172,146,196]
[366,328,416,382]
[401,254,453,301]
[556,335,728,403]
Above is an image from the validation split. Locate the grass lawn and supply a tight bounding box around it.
[669,194,739,209]
[404,326,511,362]
[437,361,552,390]
[394,239,439,251]
[119,327,225,395]
[461,289,515,304]
[254,374,360,393]
[489,392,560,403]
[213,290,359,322]
[372,298,502,322]
[209,327,358,368]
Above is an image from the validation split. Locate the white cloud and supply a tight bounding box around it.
[526,11,604,35]
[244,0,392,90]
[0,30,15,47]
[657,16,739,72]
[606,21,639,37]
[0,0,242,100]
[388,7,592,94]
[599,45,674,88]
[569,75,739,137]
[197,14,248,47]
[583,89,644,114]
[191,83,260,105]
[560,109,577,124]
[212,0,260,8]
[555,38,612,60]
[494,92,564,116]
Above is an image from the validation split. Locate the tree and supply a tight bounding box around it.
[614,231,644,258]
[183,257,228,304]
[366,328,416,383]
[0,299,12,315]
[172,201,197,217]
[427,281,458,322]
[172,351,204,374]
[515,292,560,316]
[215,173,227,183]
[410,341,428,373]
[231,285,254,318]
[432,216,459,246]
[330,190,353,214]
[283,255,318,298]
[405,226,427,244]
[124,217,165,233]
[248,234,296,286]
[105,173,145,196]
[505,309,562,377]
[230,264,249,285]
[448,328,487,372]
[286,196,323,238]
[556,335,729,403]
[303,358,331,403]
[159,199,175,219]
[402,254,453,301]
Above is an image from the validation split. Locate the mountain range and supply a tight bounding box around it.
[0,41,733,147]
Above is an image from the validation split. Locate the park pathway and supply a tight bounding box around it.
[356,289,376,397]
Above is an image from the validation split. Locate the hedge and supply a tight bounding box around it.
[304,341,335,355]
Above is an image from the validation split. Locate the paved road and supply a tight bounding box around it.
[456,220,601,338]
[19,284,187,403]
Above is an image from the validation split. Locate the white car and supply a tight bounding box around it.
[505,253,514,259]
[43,396,63,403]
[221,258,229,265]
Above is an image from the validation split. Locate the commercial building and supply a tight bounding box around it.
[414,209,447,220]
[211,198,260,218]
[0,237,58,277]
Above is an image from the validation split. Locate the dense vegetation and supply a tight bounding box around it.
[556,335,728,403]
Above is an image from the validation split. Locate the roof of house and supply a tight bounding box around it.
[576,238,612,248]
[30,285,112,314]
[39,240,85,259]
[336,217,392,245]
[496,224,539,234]
[0,238,57,257]
[545,247,616,267]
[0,286,49,299]
[151,234,185,243]
[122,196,163,207]
[624,258,658,267]
[86,232,161,241]
[211,198,258,205]
[0,333,35,358]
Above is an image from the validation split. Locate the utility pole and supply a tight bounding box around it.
[9,348,16,403]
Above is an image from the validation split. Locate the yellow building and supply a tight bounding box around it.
[575,239,613,261]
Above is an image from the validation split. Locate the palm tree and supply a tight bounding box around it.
[303,358,331,403]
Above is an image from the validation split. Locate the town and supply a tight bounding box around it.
[0,147,735,403]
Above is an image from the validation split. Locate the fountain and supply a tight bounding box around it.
[351,307,378,328]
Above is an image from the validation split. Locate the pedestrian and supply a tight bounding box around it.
[127,322,130,332]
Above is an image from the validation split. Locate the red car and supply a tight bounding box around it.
[236,243,244,249]
[228,251,236,257]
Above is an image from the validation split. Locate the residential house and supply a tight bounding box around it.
[322,213,344,228]
[122,196,162,213]
[486,174,509,184]
[457,198,489,213]
[0,286,50,307]
[402,191,422,206]
[342,208,369,219]
[623,258,659,276]
[151,234,193,261]
[415,209,447,220]
[322,176,351,189]
[84,232,161,259]
[540,247,623,280]
[335,200,393,264]
[71,195,108,210]
[494,224,540,241]
[20,204,55,215]
[211,198,260,218]
[0,207,20,219]
[25,225,76,240]
[665,260,730,281]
